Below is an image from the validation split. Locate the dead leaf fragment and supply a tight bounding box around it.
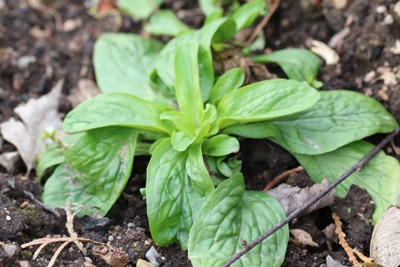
[0,79,64,174]
[290,229,319,247]
[370,206,400,267]
[68,79,101,107]
[0,151,19,173]
[268,178,335,216]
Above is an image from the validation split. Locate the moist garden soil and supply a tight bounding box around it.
[1,0,400,266]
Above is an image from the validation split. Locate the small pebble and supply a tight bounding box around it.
[127,222,135,228]
[363,70,376,83]
[382,14,394,25]
[332,0,347,9]
[376,5,387,14]
[17,55,36,69]
[6,215,11,221]
[145,246,160,267]
[137,259,154,267]
[108,235,114,242]
[394,1,400,18]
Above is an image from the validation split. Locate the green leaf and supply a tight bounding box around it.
[146,139,213,249]
[145,10,192,36]
[217,79,320,128]
[202,135,239,156]
[208,156,242,178]
[42,127,137,216]
[155,18,236,91]
[232,0,268,30]
[188,174,288,266]
[63,92,172,134]
[36,145,65,182]
[294,141,400,223]
[117,0,162,19]
[252,49,322,85]
[186,144,215,194]
[174,42,204,124]
[64,127,137,177]
[209,68,245,105]
[94,33,171,104]
[160,111,195,134]
[224,90,398,154]
[171,131,196,151]
[199,0,222,16]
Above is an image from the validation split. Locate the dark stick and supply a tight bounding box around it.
[222,128,400,267]
[24,190,61,218]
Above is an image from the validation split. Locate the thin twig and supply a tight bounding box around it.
[222,128,400,267]
[27,0,63,32]
[263,166,304,191]
[23,190,61,218]
[245,0,281,47]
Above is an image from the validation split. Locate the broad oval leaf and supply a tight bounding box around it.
[224,90,398,154]
[146,138,214,249]
[209,68,245,105]
[217,79,320,128]
[145,10,192,36]
[155,18,236,92]
[117,0,162,19]
[188,174,288,266]
[63,92,172,134]
[94,33,172,104]
[252,48,322,86]
[202,134,240,156]
[232,0,268,30]
[294,140,400,223]
[36,145,65,182]
[171,131,195,152]
[42,127,138,217]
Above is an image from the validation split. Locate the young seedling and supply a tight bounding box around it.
[37,3,400,266]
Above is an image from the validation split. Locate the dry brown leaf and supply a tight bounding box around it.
[267,178,335,216]
[68,79,101,108]
[0,151,19,173]
[0,79,63,174]
[290,229,319,247]
[370,206,400,267]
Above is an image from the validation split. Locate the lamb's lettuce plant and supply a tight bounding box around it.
[37,3,400,266]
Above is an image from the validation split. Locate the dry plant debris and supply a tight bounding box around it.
[0,79,64,174]
[268,178,335,216]
[20,203,129,267]
[370,206,400,267]
[332,212,373,267]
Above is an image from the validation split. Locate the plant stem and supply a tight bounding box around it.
[222,127,400,267]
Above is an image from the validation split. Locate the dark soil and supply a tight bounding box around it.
[1,0,399,266]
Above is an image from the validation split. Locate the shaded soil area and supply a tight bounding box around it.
[1,0,399,266]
